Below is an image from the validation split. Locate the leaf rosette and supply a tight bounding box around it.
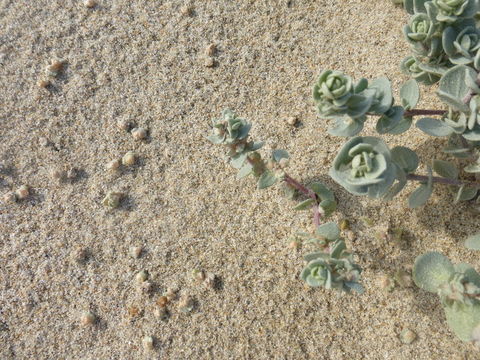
[432,0,478,23]
[405,13,436,43]
[443,26,480,66]
[329,136,397,198]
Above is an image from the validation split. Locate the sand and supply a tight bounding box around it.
[1,0,479,359]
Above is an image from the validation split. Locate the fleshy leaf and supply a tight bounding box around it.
[433,160,458,179]
[315,222,340,241]
[437,65,477,113]
[455,185,478,202]
[258,170,277,189]
[465,233,480,250]
[400,79,420,110]
[237,162,253,179]
[319,199,337,217]
[309,182,335,201]
[413,252,455,293]
[272,149,289,162]
[408,167,433,208]
[293,199,315,211]
[416,117,454,137]
[391,146,419,173]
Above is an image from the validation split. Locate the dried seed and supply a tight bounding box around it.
[286,116,298,126]
[204,272,215,288]
[142,336,154,350]
[116,119,131,131]
[180,5,193,16]
[106,159,121,171]
[339,219,350,231]
[399,328,417,344]
[15,185,29,200]
[136,270,149,283]
[154,307,169,321]
[131,127,147,141]
[127,305,140,318]
[46,60,63,77]
[122,151,136,166]
[379,274,395,292]
[205,43,216,56]
[37,79,50,88]
[84,0,97,8]
[178,295,194,313]
[164,288,177,301]
[102,191,123,208]
[80,311,96,326]
[129,246,142,258]
[204,57,215,68]
[156,296,168,308]
[192,269,205,282]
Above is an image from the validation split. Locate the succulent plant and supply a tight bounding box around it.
[443,26,480,67]
[413,252,480,342]
[432,0,478,23]
[329,136,397,198]
[300,224,362,293]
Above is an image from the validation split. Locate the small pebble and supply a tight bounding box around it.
[142,336,154,351]
[38,137,49,147]
[102,191,123,208]
[154,307,169,321]
[116,119,131,131]
[204,272,215,288]
[80,311,96,326]
[106,159,121,171]
[131,127,147,141]
[379,274,395,292]
[288,240,299,250]
[37,79,50,88]
[286,116,298,126]
[345,230,355,241]
[178,295,194,313]
[130,246,142,258]
[46,60,63,77]
[15,185,29,200]
[399,328,417,344]
[136,270,149,283]
[192,269,205,282]
[156,296,168,308]
[180,5,193,16]
[164,288,177,301]
[3,192,17,203]
[205,43,216,56]
[122,151,136,166]
[84,0,97,8]
[204,58,215,68]
[66,168,77,180]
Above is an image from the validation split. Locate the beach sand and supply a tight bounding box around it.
[1,0,479,358]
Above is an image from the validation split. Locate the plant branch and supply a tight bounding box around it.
[283,173,321,227]
[403,109,446,117]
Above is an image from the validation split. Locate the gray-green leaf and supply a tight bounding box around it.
[413,252,454,293]
[465,233,480,250]
[258,170,278,189]
[416,118,454,137]
[293,199,315,211]
[309,182,335,201]
[391,146,419,173]
[316,222,340,241]
[433,160,458,179]
[272,149,289,162]
[400,79,420,110]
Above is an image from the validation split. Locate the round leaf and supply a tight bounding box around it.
[413,252,454,293]
[416,118,454,137]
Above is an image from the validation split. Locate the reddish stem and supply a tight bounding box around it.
[284,174,321,227]
[403,109,446,117]
[406,173,479,187]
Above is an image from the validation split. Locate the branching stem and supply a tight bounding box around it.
[283,174,321,227]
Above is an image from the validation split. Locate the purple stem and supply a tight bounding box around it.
[284,174,321,227]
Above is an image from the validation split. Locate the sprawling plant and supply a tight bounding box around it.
[207,0,480,346]
[413,252,480,343]
[208,110,363,293]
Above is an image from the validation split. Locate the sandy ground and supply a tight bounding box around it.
[1,0,480,359]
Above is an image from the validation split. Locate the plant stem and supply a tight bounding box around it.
[403,109,446,117]
[406,173,479,187]
[283,173,321,227]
